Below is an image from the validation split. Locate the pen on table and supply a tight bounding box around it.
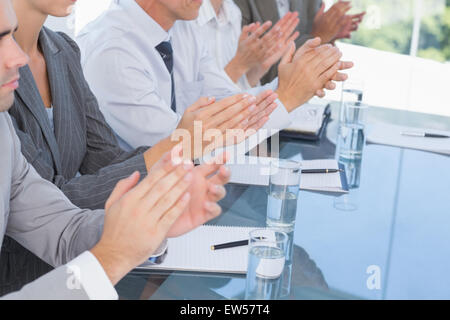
[401,131,450,138]
[211,237,266,251]
[301,169,343,174]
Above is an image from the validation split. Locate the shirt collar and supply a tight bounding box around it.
[116,0,170,47]
[197,0,216,26]
[197,0,233,27]
[39,27,61,55]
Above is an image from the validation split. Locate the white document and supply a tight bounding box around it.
[226,156,345,193]
[367,123,450,156]
[284,103,328,134]
[137,225,255,274]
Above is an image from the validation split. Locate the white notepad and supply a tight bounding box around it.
[284,103,328,134]
[137,225,255,274]
[226,156,345,193]
[367,123,450,155]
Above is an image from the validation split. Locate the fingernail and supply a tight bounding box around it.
[211,184,221,194]
[247,96,256,103]
[182,192,190,202]
[249,105,256,112]
[172,156,183,166]
[184,172,193,182]
[204,201,216,211]
[128,171,138,180]
[222,166,230,175]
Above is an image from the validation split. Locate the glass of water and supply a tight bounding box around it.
[337,101,368,160]
[339,78,365,124]
[266,159,301,232]
[245,229,288,300]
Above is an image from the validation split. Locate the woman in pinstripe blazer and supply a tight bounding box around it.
[1,0,234,295]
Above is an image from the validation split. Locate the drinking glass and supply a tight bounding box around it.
[337,101,368,160]
[245,229,288,300]
[266,159,301,233]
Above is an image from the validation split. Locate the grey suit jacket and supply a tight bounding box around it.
[234,0,322,84]
[0,112,104,299]
[1,27,148,294]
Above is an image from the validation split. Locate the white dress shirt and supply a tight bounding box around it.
[276,0,291,18]
[77,0,291,151]
[196,0,253,90]
[66,251,118,300]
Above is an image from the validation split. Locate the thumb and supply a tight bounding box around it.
[279,41,296,66]
[105,171,140,211]
[294,37,321,60]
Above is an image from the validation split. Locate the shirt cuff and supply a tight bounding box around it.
[237,74,256,91]
[262,98,292,132]
[66,251,118,300]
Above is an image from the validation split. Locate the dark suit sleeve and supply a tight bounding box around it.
[11,32,150,210]
[295,0,323,47]
[234,0,254,26]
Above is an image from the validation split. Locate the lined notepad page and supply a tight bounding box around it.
[137,226,255,274]
[300,159,343,192]
[226,157,344,192]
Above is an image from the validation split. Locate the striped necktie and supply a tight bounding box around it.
[155,41,177,113]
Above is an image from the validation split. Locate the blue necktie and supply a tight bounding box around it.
[155,41,177,113]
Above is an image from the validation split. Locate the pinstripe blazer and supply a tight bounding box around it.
[1,27,149,295]
[234,0,322,84]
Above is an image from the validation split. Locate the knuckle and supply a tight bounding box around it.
[159,215,174,231]
[159,178,172,191]
[159,195,173,210]
[119,195,133,210]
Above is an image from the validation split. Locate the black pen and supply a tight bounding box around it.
[211,237,266,251]
[211,240,249,251]
[401,131,450,138]
[301,169,343,174]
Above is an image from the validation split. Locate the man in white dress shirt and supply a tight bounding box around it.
[196,0,300,90]
[77,0,352,154]
[0,0,230,299]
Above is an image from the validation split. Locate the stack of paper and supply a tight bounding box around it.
[226,156,346,193]
[367,123,450,156]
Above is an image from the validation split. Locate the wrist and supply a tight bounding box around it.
[90,244,131,286]
[311,30,329,44]
[275,88,299,113]
[225,57,250,83]
[246,68,262,87]
[144,137,177,171]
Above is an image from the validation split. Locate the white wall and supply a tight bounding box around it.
[75,0,112,35]
[43,0,112,39]
[325,42,450,117]
[44,14,74,38]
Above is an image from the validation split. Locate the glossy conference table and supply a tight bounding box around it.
[116,101,450,300]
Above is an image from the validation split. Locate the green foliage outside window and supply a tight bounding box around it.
[340,0,449,62]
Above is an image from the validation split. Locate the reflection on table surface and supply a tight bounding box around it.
[116,102,450,300]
